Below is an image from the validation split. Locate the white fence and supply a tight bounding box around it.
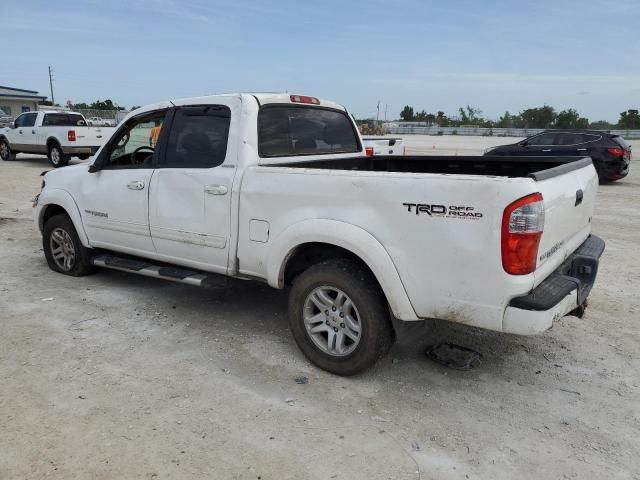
[386,123,640,139]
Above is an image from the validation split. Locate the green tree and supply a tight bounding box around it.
[555,109,589,129]
[497,111,518,128]
[458,105,483,125]
[519,105,556,128]
[589,120,613,130]
[400,105,415,121]
[618,109,640,129]
[435,111,448,126]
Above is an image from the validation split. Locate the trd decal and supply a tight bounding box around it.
[403,203,483,219]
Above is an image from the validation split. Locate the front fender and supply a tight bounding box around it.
[37,188,90,247]
[266,219,419,321]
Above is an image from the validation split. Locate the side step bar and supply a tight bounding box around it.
[91,254,227,288]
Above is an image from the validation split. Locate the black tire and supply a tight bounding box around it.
[0,139,16,161]
[77,154,90,161]
[43,214,93,276]
[288,258,394,375]
[48,143,69,168]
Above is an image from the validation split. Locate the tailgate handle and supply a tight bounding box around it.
[575,189,583,206]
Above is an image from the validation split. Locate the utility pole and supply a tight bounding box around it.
[384,104,388,121]
[48,66,55,105]
[376,100,380,123]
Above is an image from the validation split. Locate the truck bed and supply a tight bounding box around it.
[274,155,592,180]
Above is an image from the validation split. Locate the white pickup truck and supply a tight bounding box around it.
[0,111,114,167]
[362,136,405,156]
[32,93,605,375]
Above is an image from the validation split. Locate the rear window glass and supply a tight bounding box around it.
[43,114,87,127]
[611,135,630,150]
[258,106,360,157]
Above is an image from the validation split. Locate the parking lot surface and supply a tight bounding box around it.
[1,136,638,479]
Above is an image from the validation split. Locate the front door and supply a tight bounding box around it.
[149,100,239,274]
[12,112,38,151]
[522,132,558,156]
[78,107,169,256]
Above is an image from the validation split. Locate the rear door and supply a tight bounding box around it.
[148,99,239,273]
[551,132,583,156]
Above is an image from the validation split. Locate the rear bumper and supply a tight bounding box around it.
[62,146,99,155]
[598,157,630,180]
[502,235,605,335]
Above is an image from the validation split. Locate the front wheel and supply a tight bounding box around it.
[288,259,394,375]
[43,214,93,276]
[0,139,16,161]
[48,143,69,168]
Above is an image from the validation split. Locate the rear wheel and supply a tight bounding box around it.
[48,143,69,168]
[43,214,93,276]
[288,259,394,375]
[0,139,16,161]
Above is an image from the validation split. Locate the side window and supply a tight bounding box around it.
[13,114,26,128]
[23,113,37,127]
[528,133,556,146]
[161,105,231,168]
[580,134,601,144]
[554,133,582,145]
[105,111,167,169]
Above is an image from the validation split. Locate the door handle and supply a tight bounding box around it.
[127,181,145,190]
[542,149,552,152]
[204,184,228,195]
[32,130,36,134]
[19,129,23,134]
[577,148,588,151]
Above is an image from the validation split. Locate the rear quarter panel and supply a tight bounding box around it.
[237,166,539,330]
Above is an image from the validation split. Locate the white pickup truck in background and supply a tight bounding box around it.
[32,93,604,375]
[0,111,114,167]
[362,136,405,156]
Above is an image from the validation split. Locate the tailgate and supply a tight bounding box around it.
[73,126,112,146]
[362,137,404,156]
[534,159,598,279]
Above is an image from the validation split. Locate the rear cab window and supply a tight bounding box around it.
[43,114,87,127]
[258,106,361,157]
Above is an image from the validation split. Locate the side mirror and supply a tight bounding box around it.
[89,151,106,173]
[9,121,15,129]
[520,141,529,147]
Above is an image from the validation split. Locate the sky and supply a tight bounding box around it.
[2,0,639,122]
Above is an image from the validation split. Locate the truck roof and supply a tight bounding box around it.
[145,93,346,112]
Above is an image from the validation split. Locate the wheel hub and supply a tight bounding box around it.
[303,286,362,357]
[49,227,76,271]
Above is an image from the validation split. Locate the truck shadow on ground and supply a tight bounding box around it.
[90,266,558,384]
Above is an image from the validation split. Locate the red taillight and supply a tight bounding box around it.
[607,147,624,157]
[501,193,545,275]
[67,130,76,142]
[365,147,374,157]
[290,95,320,105]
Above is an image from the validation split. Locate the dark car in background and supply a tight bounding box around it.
[485,130,631,182]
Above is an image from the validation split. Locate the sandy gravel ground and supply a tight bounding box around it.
[0,137,638,479]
